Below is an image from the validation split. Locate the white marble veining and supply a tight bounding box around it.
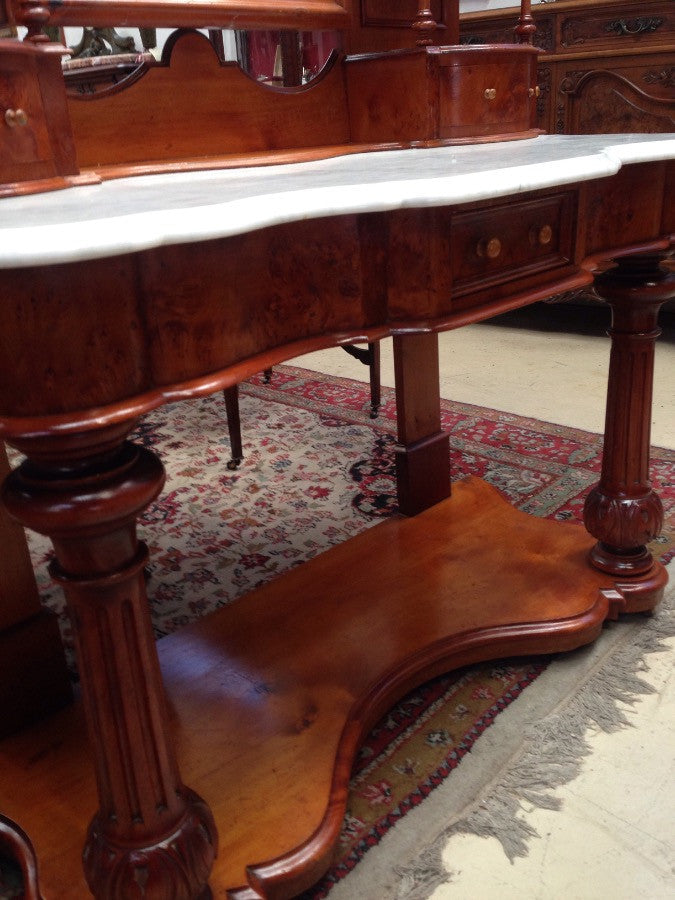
[1,134,673,269]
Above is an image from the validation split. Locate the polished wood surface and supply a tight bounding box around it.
[2,0,542,194]
[0,0,673,895]
[0,162,672,895]
[0,476,650,899]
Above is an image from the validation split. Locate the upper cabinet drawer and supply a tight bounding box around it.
[559,2,674,53]
[437,48,536,139]
[449,192,576,299]
[0,54,55,181]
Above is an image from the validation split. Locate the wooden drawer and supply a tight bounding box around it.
[346,43,539,146]
[0,39,79,191]
[437,46,537,139]
[449,192,576,299]
[558,2,673,53]
[0,51,55,182]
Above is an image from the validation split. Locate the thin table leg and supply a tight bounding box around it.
[1,424,217,899]
[393,332,451,516]
[584,252,675,611]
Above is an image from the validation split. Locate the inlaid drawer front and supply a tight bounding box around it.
[449,192,575,298]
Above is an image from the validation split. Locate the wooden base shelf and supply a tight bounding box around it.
[0,477,662,899]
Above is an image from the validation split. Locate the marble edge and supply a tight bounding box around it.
[1,137,674,269]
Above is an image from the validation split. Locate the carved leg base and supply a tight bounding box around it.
[585,252,675,604]
[612,561,669,615]
[84,787,216,900]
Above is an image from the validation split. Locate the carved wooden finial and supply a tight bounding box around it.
[515,0,537,44]
[411,1,440,47]
[19,0,52,42]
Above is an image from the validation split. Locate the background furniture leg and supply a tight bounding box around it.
[0,443,71,738]
[224,384,244,469]
[584,252,675,611]
[393,332,450,516]
[1,427,217,899]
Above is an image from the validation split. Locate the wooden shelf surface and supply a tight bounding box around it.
[0,477,621,898]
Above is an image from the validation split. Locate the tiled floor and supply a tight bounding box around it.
[292,301,675,899]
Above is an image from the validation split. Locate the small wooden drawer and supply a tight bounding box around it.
[0,51,54,182]
[449,192,575,299]
[436,46,537,140]
[0,39,79,191]
[345,43,539,146]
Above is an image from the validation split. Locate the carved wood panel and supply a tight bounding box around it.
[559,65,675,134]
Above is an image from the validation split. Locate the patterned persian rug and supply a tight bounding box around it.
[14,364,675,900]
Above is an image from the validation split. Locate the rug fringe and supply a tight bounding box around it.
[395,584,675,898]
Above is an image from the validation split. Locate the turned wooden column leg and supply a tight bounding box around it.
[393,332,450,516]
[583,253,675,611]
[1,426,217,899]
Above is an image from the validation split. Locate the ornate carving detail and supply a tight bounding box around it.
[583,488,664,551]
[643,67,675,88]
[534,19,555,53]
[561,18,585,47]
[605,17,664,37]
[536,65,552,120]
[83,788,217,900]
[559,69,588,95]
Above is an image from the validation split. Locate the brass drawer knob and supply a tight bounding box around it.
[5,108,28,127]
[477,237,502,259]
[484,88,497,101]
[530,224,553,246]
[528,86,541,99]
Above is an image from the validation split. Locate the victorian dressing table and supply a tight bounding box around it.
[0,0,673,896]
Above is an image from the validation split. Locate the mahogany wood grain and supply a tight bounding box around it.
[345,44,539,145]
[67,31,351,170]
[0,477,640,899]
[393,332,450,516]
[344,0,459,54]
[14,0,352,32]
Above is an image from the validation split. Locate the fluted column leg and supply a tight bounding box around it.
[1,425,217,899]
[583,253,675,611]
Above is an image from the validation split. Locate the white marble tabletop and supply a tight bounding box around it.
[1,134,673,269]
